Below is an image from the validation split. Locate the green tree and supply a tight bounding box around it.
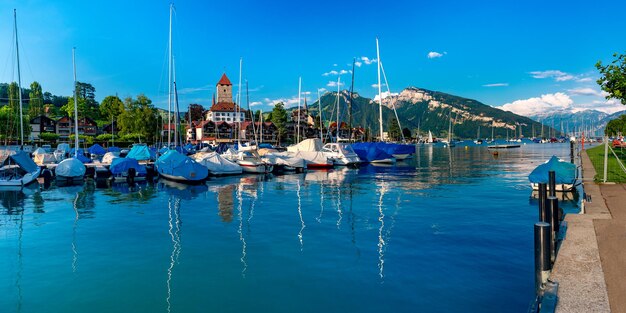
[99,95,124,122]
[388,117,401,141]
[118,94,158,142]
[596,53,626,104]
[39,132,60,142]
[270,102,288,144]
[28,81,44,118]
[605,115,626,136]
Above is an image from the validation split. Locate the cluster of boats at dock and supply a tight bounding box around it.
[0,138,419,188]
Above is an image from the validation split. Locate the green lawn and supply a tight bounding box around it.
[586,144,626,183]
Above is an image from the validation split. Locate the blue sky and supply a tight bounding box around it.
[1,0,625,116]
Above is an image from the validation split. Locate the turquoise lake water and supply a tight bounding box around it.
[0,143,580,313]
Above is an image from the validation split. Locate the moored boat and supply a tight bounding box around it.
[528,155,577,192]
[0,150,41,187]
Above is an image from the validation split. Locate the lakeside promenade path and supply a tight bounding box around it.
[551,149,626,312]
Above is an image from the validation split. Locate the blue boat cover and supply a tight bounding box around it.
[76,153,91,163]
[110,157,147,175]
[70,148,85,155]
[107,146,121,152]
[528,156,577,184]
[350,143,394,163]
[0,150,38,173]
[215,143,230,154]
[126,144,153,161]
[258,143,273,149]
[156,150,208,181]
[375,142,415,155]
[88,144,107,155]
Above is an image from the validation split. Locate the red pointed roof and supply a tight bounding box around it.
[217,73,232,86]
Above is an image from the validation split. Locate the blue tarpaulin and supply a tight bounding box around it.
[528,156,577,184]
[107,146,121,152]
[110,157,147,175]
[88,144,107,155]
[350,143,395,163]
[156,150,208,182]
[126,144,154,161]
[76,153,91,163]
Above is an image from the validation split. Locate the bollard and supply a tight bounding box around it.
[570,141,575,163]
[546,196,557,263]
[538,183,548,221]
[535,222,552,297]
[550,196,560,234]
[548,170,556,197]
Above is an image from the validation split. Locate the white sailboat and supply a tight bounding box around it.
[56,48,87,185]
[155,4,209,183]
[0,10,41,188]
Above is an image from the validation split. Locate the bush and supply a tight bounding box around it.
[39,132,60,142]
[96,134,114,141]
[120,133,143,142]
[69,134,94,145]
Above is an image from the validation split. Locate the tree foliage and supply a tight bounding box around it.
[388,117,401,141]
[99,95,124,122]
[597,53,626,105]
[605,114,626,136]
[269,102,288,144]
[118,94,158,142]
[39,132,60,142]
[185,103,205,122]
[28,81,44,118]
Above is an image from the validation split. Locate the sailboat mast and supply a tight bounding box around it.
[237,57,243,146]
[260,109,263,143]
[349,58,355,141]
[167,4,173,148]
[173,56,179,148]
[376,37,383,142]
[72,48,79,157]
[14,10,24,147]
[336,76,340,142]
[297,77,301,143]
[317,89,323,141]
[246,80,257,144]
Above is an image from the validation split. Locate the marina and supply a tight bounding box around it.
[1,143,579,312]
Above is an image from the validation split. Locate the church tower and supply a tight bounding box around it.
[216,73,233,103]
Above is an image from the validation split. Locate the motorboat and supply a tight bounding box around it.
[287,139,333,169]
[529,155,577,192]
[0,150,41,187]
[192,151,242,176]
[156,149,209,183]
[321,143,361,166]
[109,157,148,182]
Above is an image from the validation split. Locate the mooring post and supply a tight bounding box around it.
[550,196,560,233]
[535,222,551,297]
[546,196,557,263]
[570,140,575,163]
[548,170,556,197]
[538,183,547,221]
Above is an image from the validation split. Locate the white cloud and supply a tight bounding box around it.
[302,91,311,95]
[500,92,573,116]
[339,69,348,75]
[567,87,603,97]
[327,80,345,87]
[263,96,300,107]
[322,70,339,76]
[360,56,377,65]
[427,51,444,59]
[371,83,387,88]
[333,63,338,67]
[250,101,262,106]
[529,70,575,82]
[178,84,211,95]
[482,83,509,87]
[577,77,593,83]
[354,61,362,67]
[373,91,399,102]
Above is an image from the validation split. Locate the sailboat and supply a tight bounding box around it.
[155,4,208,183]
[56,48,86,185]
[0,10,40,188]
[474,126,483,145]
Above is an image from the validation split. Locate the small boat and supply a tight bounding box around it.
[234,150,273,174]
[156,149,209,183]
[321,143,361,166]
[101,152,120,165]
[0,150,41,187]
[257,148,306,172]
[528,155,577,192]
[126,144,155,162]
[350,142,396,164]
[109,157,147,182]
[192,151,242,176]
[487,144,521,149]
[33,148,57,165]
[287,139,333,169]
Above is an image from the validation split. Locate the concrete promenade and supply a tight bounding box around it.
[550,149,626,312]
